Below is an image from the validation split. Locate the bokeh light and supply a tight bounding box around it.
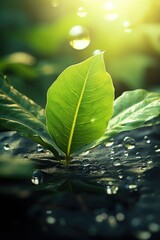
[0,0,159,106]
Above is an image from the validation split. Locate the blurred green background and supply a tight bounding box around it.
[0,0,160,107]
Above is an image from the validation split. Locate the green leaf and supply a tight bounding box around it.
[45,53,114,160]
[94,89,160,145]
[0,75,61,157]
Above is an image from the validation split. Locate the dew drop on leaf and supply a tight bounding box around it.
[118,174,123,179]
[144,135,151,144]
[154,145,160,152]
[136,152,142,159]
[81,150,90,156]
[3,143,10,151]
[93,49,102,56]
[105,138,114,147]
[112,158,121,167]
[141,163,147,170]
[122,136,136,150]
[69,25,90,50]
[125,183,138,191]
[146,156,153,165]
[106,185,119,194]
[31,170,44,185]
[124,150,129,158]
[37,144,44,153]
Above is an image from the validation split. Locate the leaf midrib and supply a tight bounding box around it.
[67,60,94,157]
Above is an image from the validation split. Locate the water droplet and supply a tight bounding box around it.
[95,213,108,222]
[37,144,44,153]
[112,158,121,167]
[135,230,151,240]
[105,138,114,147]
[46,216,57,224]
[118,174,123,179]
[146,156,153,166]
[141,163,147,171]
[69,25,90,50]
[82,158,90,167]
[116,212,125,221]
[31,170,44,185]
[106,185,119,194]
[110,149,115,156]
[144,136,151,144]
[77,6,87,17]
[122,136,135,150]
[81,150,90,156]
[154,145,160,152]
[93,49,102,56]
[108,215,117,227]
[125,183,138,191]
[136,152,142,159]
[148,222,160,232]
[3,143,10,151]
[100,170,106,175]
[124,150,129,158]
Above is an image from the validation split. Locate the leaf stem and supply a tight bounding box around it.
[65,155,70,167]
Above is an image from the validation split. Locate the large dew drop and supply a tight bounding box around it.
[69,25,90,50]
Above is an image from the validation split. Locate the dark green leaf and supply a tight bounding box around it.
[0,75,61,157]
[94,89,160,145]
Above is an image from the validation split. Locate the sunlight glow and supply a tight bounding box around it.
[77,7,88,17]
[104,13,118,21]
[103,1,115,11]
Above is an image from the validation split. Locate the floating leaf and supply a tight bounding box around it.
[0,75,60,157]
[46,53,114,162]
[94,89,160,145]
